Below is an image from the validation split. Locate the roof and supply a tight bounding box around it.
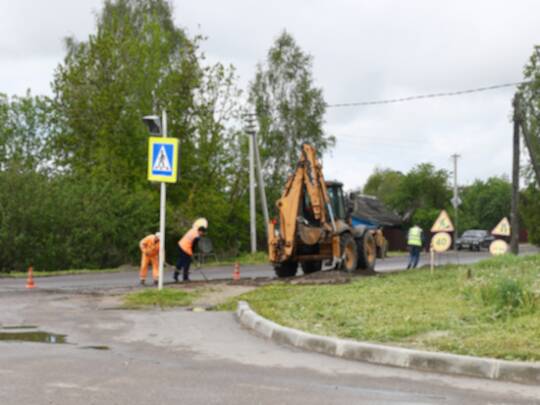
[350,194,403,227]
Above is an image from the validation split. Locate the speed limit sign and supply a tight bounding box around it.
[432,232,452,253]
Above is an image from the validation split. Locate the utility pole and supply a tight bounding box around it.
[252,130,269,237]
[248,127,257,253]
[451,153,460,252]
[511,93,521,254]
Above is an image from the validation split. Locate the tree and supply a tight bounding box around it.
[458,177,511,232]
[52,0,201,186]
[520,45,540,187]
[363,167,404,206]
[249,31,335,199]
[0,92,54,172]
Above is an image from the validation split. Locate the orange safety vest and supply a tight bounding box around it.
[140,235,160,257]
[179,228,199,256]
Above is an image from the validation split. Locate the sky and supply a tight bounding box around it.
[1,0,539,190]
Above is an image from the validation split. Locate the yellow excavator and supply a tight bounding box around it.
[268,143,377,277]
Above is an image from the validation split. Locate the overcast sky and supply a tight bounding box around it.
[1,0,538,190]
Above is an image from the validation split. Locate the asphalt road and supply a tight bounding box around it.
[1,244,537,293]
[1,292,539,405]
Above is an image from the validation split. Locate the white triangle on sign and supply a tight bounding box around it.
[431,209,454,233]
[153,145,172,172]
[492,217,511,237]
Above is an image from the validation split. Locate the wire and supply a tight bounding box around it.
[327,81,529,108]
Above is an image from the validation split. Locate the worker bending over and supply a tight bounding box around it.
[175,222,207,282]
[139,232,160,285]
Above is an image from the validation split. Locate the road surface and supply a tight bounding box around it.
[1,291,539,405]
[0,245,537,293]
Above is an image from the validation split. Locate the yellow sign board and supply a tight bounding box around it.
[489,239,508,256]
[431,232,452,253]
[492,217,511,237]
[431,210,454,233]
[147,137,179,183]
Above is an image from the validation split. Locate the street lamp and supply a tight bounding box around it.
[142,111,168,290]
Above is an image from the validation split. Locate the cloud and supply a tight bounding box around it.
[1,0,538,189]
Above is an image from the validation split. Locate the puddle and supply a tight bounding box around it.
[80,345,110,351]
[1,325,38,330]
[0,331,66,344]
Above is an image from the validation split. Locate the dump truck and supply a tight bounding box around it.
[268,143,376,277]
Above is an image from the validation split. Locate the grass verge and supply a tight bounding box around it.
[197,251,268,267]
[123,288,197,309]
[219,254,540,361]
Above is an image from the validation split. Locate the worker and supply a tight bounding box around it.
[175,223,207,282]
[406,224,423,269]
[139,232,160,285]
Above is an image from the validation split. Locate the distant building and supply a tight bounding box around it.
[350,194,407,251]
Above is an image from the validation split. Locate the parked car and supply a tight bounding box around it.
[456,229,495,251]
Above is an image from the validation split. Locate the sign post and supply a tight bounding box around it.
[146,111,179,290]
[430,210,455,273]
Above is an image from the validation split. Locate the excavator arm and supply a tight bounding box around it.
[268,144,335,262]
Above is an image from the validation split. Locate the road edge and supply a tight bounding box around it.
[236,301,540,385]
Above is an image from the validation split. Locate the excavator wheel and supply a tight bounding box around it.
[274,261,298,278]
[301,261,322,274]
[356,232,376,273]
[340,233,358,273]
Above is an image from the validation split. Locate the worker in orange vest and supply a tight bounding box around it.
[139,232,160,286]
[174,224,207,282]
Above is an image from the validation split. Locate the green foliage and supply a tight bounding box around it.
[0,169,156,272]
[521,185,540,245]
[249,30,335,201]
[458,177,511,233]
[362,167,404,206]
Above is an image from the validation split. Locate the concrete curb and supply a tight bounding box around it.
[236,301,540,385]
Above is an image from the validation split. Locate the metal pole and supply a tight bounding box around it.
[451,154,460,253]
[158,110,167,290]
[253,130,269,237]
[511,94,520,254]
[249,133,257,253]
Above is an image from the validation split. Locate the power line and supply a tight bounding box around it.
[327,81,529,108]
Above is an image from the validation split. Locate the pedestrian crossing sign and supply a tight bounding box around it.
[147,137,179,183]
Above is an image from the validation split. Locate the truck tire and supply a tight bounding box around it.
[301,261,322,274]
[376,240,388,259]
[274,261,298,278]
[341,233,358,273]
[356,232,376,273]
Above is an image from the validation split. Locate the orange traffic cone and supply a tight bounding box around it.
[26,266,36,289]
[232,262,240,281]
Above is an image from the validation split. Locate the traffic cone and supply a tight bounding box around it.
[232,262,240,281]
[26,266,36,289]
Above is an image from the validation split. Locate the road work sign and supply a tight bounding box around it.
[431,210,454,233]
[148,137,179,183]
[432,232,452,253]
[492,217,511,237]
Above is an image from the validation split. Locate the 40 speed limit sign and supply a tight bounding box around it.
[431,232,452,253]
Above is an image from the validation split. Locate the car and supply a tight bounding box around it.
[456,229,495,251]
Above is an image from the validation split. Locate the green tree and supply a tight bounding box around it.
[520,45,540,187]
[52,0,201,186]
[249,31,335,199]
[521,186,540,245]
[363,167,404,206]
[458,177,511,232]
[0,92,54,172]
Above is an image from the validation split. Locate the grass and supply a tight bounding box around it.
[220,254,540,361]
[197,251,269,267]
[123,288,197,309]
[1,268,120,279]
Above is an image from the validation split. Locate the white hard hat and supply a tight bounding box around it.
[193,217,208,230]
[155,232,161,238]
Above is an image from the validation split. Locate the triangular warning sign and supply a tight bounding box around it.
[431,209,454,232]
[492,217,511,237]
[153,145,172,172]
